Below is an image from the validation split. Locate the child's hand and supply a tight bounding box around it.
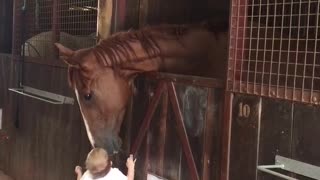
[126,154,136,170]
[75,166,82,175]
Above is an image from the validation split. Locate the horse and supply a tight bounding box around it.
[55,23,229,155]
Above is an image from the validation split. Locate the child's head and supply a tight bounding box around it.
[85,148,110,175]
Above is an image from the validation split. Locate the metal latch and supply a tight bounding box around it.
[8,85,74,105]
[257,155,320,180]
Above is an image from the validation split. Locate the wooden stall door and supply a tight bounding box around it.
[128,77,224,180]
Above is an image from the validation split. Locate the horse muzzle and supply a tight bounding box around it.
[93,135,122,155]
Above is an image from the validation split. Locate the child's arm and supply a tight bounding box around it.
[75,166,83,180]
[126,155,136,180]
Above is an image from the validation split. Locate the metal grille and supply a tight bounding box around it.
[12,0,97,59]
[228,0,320,105]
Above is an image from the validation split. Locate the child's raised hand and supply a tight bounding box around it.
[126,154,136,170]
[75,166,82,175]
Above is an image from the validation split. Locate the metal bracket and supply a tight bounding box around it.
[257,155,320,180]
[8,85,74,105]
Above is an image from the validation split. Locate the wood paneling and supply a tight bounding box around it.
[228,94,320,180]
[229,94,261,180]
[292,104,320,180]
[0,1,13,53]
[0,54,91,180]
[258,99,293,180]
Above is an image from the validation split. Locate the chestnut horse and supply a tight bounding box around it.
[55,24,228,154]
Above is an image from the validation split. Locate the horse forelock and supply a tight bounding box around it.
[68,67,92,92]
[92,24,189,68]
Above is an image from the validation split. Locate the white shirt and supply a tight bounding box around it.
[80,168,127,180]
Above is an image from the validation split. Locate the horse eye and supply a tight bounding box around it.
[84,93,92,100]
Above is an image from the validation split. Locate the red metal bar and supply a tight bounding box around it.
[130,81,166,155]
[220,92,233,180]
[157,91,168,176]
[167,82,200,180]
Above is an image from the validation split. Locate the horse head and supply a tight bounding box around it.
[55,24,228,155]
[55,43,138,155]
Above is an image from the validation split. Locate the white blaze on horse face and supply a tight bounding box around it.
[75,88,95,146]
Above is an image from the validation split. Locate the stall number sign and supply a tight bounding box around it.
[238,102,250,118]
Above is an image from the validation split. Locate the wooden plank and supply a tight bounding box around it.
[292,103,320,179]
[0,58,92,180]
[156,91,168,176]
[203,88,223,180]
[229,94,261,180]
[163,107,182,180]
[0,0,13,53]
[220,92,233,180]
[97,0,113,41]
[123,0,140,29]
[258,98,293,180]
[138,0,148,27]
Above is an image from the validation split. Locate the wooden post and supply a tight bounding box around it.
[97,0,113,42]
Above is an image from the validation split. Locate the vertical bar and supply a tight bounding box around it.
[138,0,148,28]
[113,0,126,32]
[220,92,233,180]
[168,82,200,180]
[144,132,151,180]
[11,0,18,57]
[268,0,278,97]
[301,1,312,102]
[130,81,165,155]
[156,91,168,176]
[227,2,234,91]
[246,0,255,93]
[232,0,240,91]
[202,89,215,180]
[253,0,262,94]
[52,0,60,54]
[255,97,262,180]
[310,1,320,102]
[260,0,270,95]
[285,1,294,100]
[293,1,302,101]
[238,0,248,92]
[112,0,118,33]
[97,0,113,41]
[276,1,285,97]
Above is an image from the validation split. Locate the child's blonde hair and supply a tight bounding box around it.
[85,148,109,172]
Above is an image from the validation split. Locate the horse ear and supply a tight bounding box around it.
[54,43,78,67]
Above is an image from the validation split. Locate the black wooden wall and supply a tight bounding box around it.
[229,94,320,180]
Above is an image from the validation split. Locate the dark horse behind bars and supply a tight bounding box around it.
[55,23,228,154]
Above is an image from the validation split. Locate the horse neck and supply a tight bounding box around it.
[119,28,220,76]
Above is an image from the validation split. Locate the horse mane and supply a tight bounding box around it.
[68,24,191,90]
[92,24,192,67]
[67,23,228,90]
